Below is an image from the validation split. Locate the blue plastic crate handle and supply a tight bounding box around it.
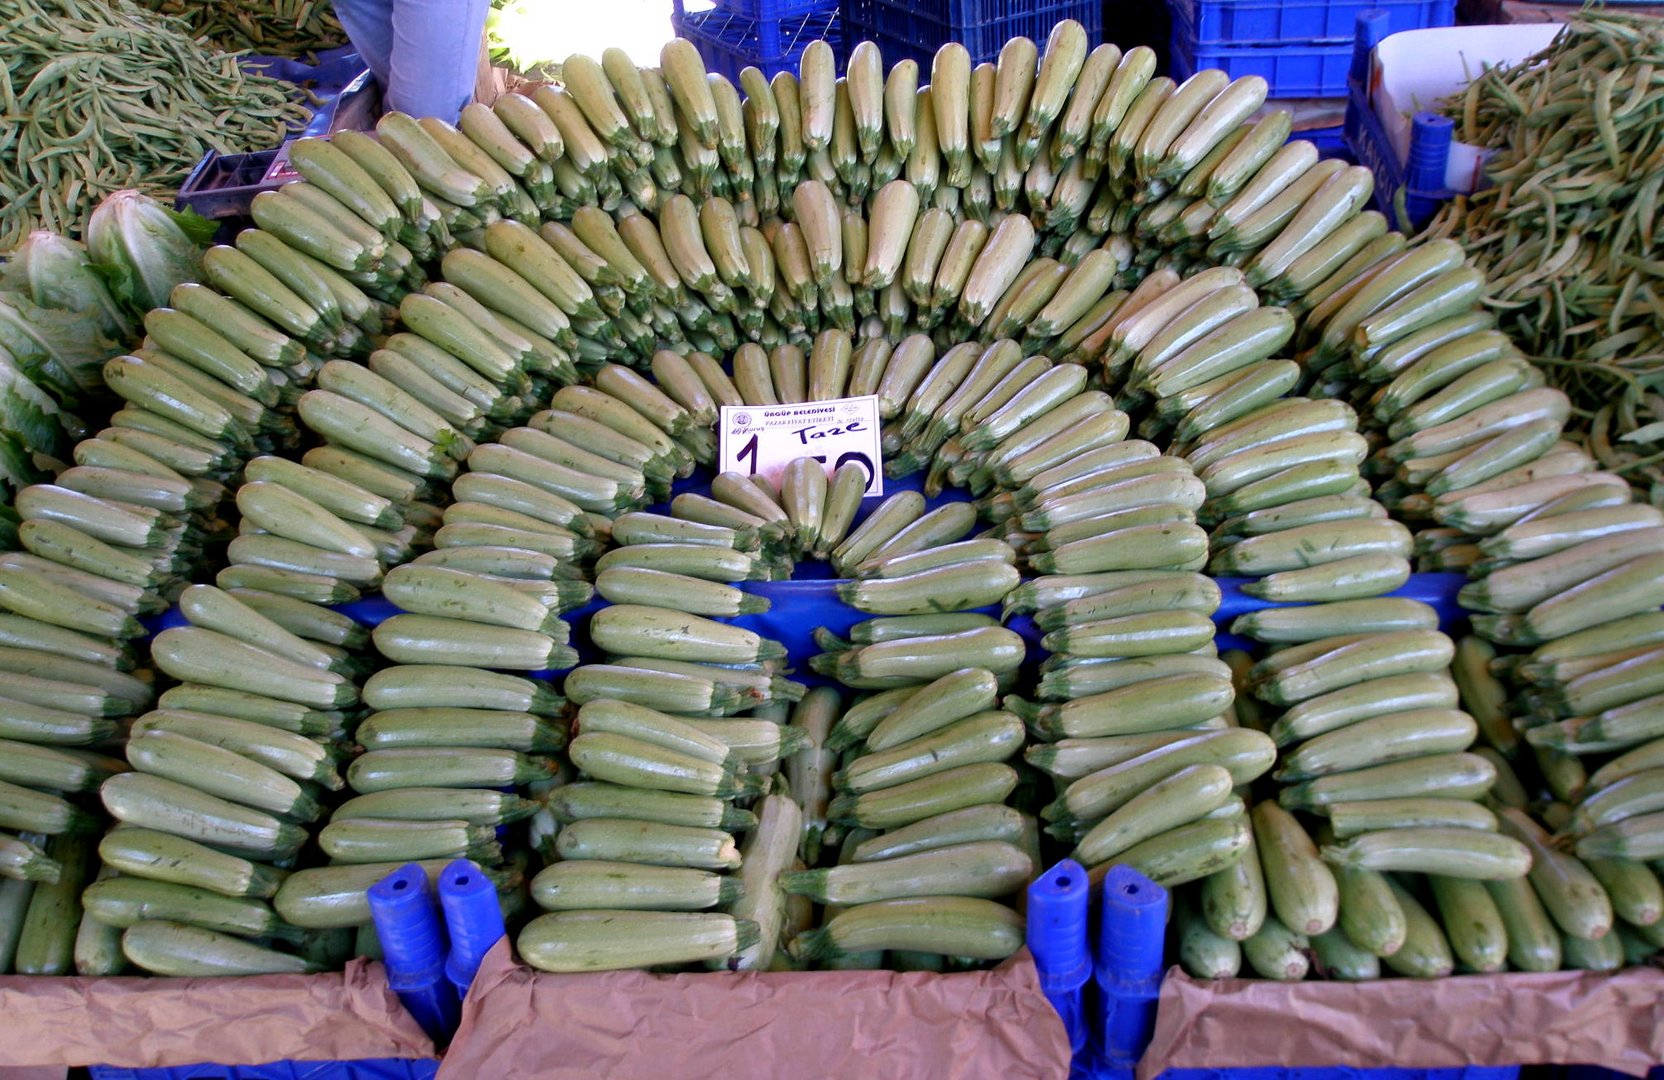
[1096,866,1168,989]
[368,865,461,1045]
[368,864,449,984]
[1029,858,1093,991]
[1406,112,1455,203]
[1029,858,1094,1057]
[1094,866,1169,1071]
[439,858,507,996]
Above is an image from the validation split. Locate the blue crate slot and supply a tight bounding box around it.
[1166,0,1452,47]
[672,0,839,82]
[1343,13,1455,231]
[88,1061,439,1080]
[838,0,1103,69]
[1170,30,1355,99]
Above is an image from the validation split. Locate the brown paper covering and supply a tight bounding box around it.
[1139,966,1664,1080]
[439,939,1072,1080]
[0,959,434,1069]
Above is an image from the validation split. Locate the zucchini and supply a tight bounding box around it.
[122,920,317,975]
[359,665,562,715]
[789,895,1023,961]
[531,860,740,912]
[84,877,300,944]
[1380,879,1453,978]
[781,840,1031,904]
[11,831,93,974]
[1240,914,1309,981]
[519,910,756,972]
[1253,801,1338,935]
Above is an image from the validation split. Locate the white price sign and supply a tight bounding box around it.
[718,396,884,496]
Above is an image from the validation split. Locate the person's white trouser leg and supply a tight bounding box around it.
[386,0,491,122]
[330,0,396,91]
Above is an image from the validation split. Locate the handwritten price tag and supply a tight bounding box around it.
[718,396,884,496]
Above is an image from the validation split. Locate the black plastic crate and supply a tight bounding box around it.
[174,64,379,221]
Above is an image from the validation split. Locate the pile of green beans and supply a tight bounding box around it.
[1423,11,1664,502]
[136,0,347,61]
[0,0,314,249]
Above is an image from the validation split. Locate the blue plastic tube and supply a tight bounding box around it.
[368,864,459,1045]
[1094,866,1170,1072]
[1029,859,1094,1055]
[1404,111,1456,227]
[439,858,506,999]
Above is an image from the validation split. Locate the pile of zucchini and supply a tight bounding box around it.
[788,671,1030,967]
[2,12,1661,986]
[0,229,342,976]
[525,569,799,968]
[522,699,780,971]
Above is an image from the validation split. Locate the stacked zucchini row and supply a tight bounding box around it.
[523,492,800,968]
[1052,259,1517,980]
[521,696,775,972]
[264,402,644,947]
[788,459,1033,964]
[2,268,325,976]
[110,581,356,975]
[1277,208,1664,972]
[0,244,350,974]
[787,667,1030,968]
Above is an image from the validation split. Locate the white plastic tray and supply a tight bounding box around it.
[1369,23,1560,192]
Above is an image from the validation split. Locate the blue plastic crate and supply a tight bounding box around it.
[839,0,1103,69]
[671,1,839,82]
[1304,122,1354,163]
[88,1060,439,1080]
[1342,13,1456,231]
[712,0,837,24]
[1170,30,1354,100]
[1166,0,1452,46]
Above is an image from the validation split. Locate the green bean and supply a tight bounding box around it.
[1429,11,1664,495]
[0,0,313,245]
[136,0,346,58]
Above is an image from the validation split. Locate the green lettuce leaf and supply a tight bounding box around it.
[84,190,207,316]
[0,290,119,405]
[0,230,135,341]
